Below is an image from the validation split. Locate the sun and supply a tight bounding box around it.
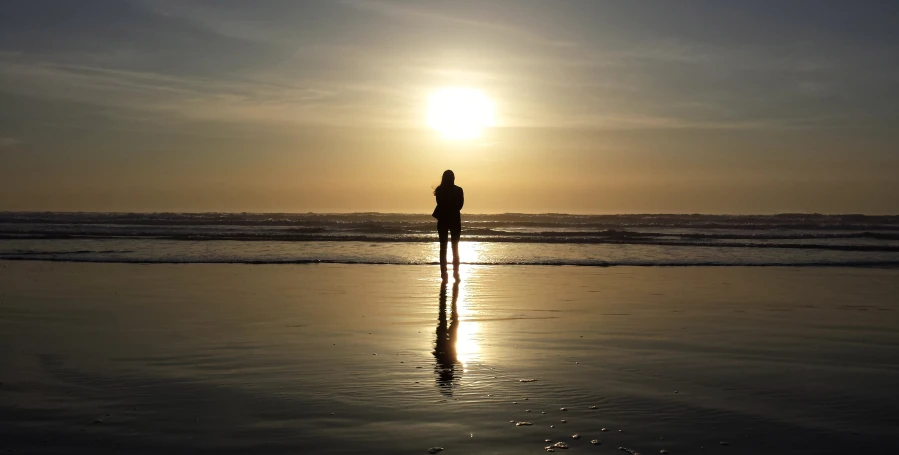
[427,88,495,140]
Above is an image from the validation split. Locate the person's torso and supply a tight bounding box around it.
[436,186,462,212]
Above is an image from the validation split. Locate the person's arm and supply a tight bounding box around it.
[457,188,464,211]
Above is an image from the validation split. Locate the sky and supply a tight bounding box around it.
[1,0,898,214]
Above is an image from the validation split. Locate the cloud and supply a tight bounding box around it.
[134,0,303,46]
[0,53,416,128]
[338,0,577,48]
[0,137,22,148]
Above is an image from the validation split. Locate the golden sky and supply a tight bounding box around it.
[1,1,898,213]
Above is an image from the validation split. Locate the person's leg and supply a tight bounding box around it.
[438,224,449,280]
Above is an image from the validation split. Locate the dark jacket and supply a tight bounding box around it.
[432,185,464,223]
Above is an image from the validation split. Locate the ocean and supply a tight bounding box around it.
[1,212,898,266]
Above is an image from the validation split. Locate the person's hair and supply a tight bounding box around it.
[433,170,455,196]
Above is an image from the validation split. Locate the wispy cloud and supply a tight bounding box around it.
[135,0,302,46]
[339,0,577,48]
[0,53,415,127]
[0,137,22,148]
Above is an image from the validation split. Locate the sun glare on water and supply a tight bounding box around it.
[427,88,495,140]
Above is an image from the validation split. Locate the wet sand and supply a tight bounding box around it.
[1,261,898,454]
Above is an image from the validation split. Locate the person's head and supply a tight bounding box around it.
[440,170,455,187]
[434,170,455,195]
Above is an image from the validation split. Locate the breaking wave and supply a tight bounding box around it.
[2,212,899,267]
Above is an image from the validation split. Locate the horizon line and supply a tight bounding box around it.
[1,210,898,217]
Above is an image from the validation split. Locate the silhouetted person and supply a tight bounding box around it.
[433,281,460,396]
[432,170,464,281]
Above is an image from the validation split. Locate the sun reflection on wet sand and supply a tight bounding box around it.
[433,282,460,395]
[432,246,491,395]
[454,278,480,366]
[454,243,493,369]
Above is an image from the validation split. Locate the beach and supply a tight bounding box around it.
[1,261,897,454]
[4,1,899,453]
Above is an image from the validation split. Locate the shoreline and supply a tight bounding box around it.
[4,258,899,268]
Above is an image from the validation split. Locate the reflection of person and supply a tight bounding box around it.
[433,281,460,396]
[432,170,464,281]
